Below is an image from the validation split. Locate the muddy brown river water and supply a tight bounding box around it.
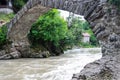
[0,48,102,80]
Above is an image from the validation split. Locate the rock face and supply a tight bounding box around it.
[0,41,51,59]
[0,3,51,59]
[72,55,120,80]
[72,1,120,80]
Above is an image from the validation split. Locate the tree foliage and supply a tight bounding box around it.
[12,0,28,12]
[82,21,90,30]
[65,15,99,48]
[82,21,99,47]
[68,17,83,45]
[28,9,68,46]
[0,25,7,47]
[63,17,83,48]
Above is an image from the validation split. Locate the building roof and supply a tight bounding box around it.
[82,33,90,37]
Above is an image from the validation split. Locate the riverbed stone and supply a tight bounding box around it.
[10,48,17,52]
[10,51,21,59]
[0,50,6,56]
[0,54,11,60]
[72,54,120,80]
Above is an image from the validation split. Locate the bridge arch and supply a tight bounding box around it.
[6,0,120,57]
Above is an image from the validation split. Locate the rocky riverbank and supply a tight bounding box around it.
[72,54,120,80]
[0,44,49,59]
[0,40,64,59]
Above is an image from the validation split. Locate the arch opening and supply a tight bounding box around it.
[27,9,100,57]
[59,9,100,48]
[6,0,106,58]
[5,0,120,59]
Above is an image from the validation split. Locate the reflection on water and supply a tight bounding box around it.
[0,48,102,80]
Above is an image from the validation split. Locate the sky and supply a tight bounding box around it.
[59,10,85,21]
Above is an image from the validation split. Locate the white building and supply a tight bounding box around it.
[82,33,90,43]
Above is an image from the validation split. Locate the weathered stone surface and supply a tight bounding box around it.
[7,5,51,42]
[71,1,120,79]
[0,46,22,59]
[0,54,11,60]
[72,54,120,80]
[10,51,21,59]
[0,50,6,56]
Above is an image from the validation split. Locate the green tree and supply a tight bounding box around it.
[85,29,99,47]
[69,17,83,45]
[0,25,7,48]
[82,21,90,30]
[63,17,83,48]
[12,0,28,12]
[90,34,99,46]
[28,9,68,55]
[65,16,99,48]
[28,9,68,46]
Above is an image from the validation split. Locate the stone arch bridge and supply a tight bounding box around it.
[4,0,120,79]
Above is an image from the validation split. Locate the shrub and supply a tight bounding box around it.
[28,9,68,46]
[0,13,14,22]
[64,17,83,47]
[84,29,99,47]
[0,25,7,47]
[12,0,28,12]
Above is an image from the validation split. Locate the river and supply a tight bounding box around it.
[0,48,102,80]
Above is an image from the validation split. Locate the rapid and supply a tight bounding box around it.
[0,48,102,80]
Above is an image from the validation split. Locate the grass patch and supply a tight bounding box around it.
[0,13,15,22]
[0,25,7,48]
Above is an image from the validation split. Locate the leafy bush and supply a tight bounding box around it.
[0,13,15,22]
[82,21,90,30]
[12,0,28,12]
[65,16,99,48]
[64,17,83,47]
[0,25,7,47]
[85,29,99,47]
[28,9,68,46]
[61,30,75,49]
[90,34,99,46]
